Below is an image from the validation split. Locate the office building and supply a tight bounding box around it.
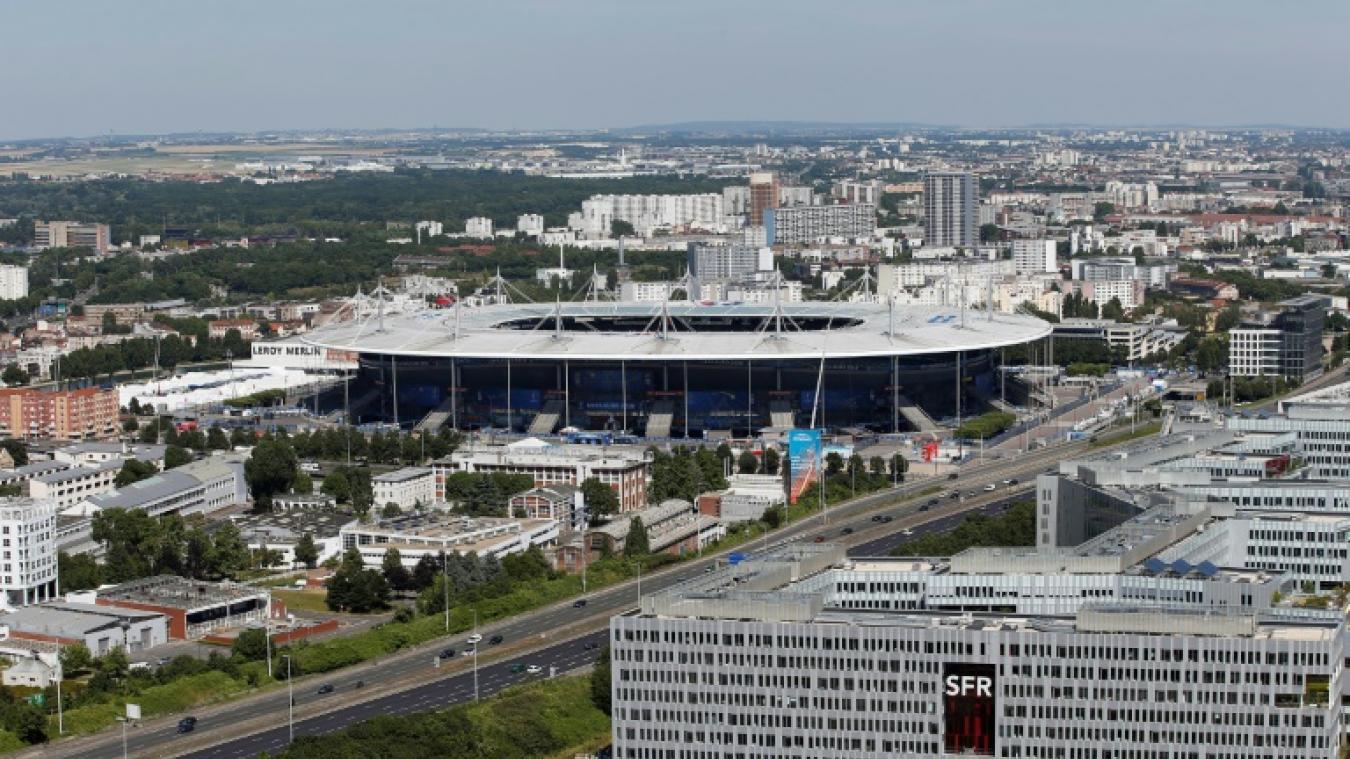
[764,204,876,245]
[28,460,123,509]
[1230,296,1326,381]
[0,497,59,608]
[1062,278,1146,310]
[95,575,270,640]
[371,467,435,511]
[748,172,779,227]
[923,172,976,248]
[76,456,246,519]
[0,602,167,655]
[0,387,119,441]
[517,214,545,237]
[1010,239,1057,274]
[584,498,720,557]
[340,513,558,567]
[436,442,650,512]
[33,221,111,255]
[509,484,585,531]
[1052,319,1187,362]
[0,265,28,301]
[1070,258,1173,289]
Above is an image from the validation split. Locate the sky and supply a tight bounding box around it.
[3,0,1349,141]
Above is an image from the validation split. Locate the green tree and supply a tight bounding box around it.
[326,548,391,613]
[59,642,93,674]
[206,426,230,450]
[164,444,193,469]
[624,516,650,558]
[762,447,780,476]
[209,522,250,579]
[231,628,270,661]
[244,437,299,510]
[291,470,314,494]
[824,452,844,476]
[321,468,351,502]
[610,219,636,238]
[382,547,413,592]
[590,644,612,716]
[580,477,619,524]
[381,502,402,519]
[1,363,28,386]
[737,450,759,474]
[57,551,103,591]
[184,527,213,579]
[114,458,158,487]
[0,439,27,466]
[294,532,320,569]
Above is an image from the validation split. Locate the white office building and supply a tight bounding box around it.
[0,497,59,608]
[372,467,435,511]
[464,217,494,238]
[1010,239,1057,274]
[517,214,545,237]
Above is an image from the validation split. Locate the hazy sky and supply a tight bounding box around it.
[4,0,1348,140]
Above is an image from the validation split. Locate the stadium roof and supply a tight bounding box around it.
[301,301,1052,362]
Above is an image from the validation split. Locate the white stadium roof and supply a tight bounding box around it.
[301,301,1053,362]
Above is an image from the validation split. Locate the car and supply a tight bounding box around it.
[316,683,334,695]
[439,648,456,659]
[813,535,826,543]
[918,504,930,512]
[526,665,543,675]
[157,657,173,666]
[466,633,483,645]
[841,527,854,535]
[584,641,599,650]
[881,515,894,523]
[948,492,960,499]
[573,599,588,608]
[1007,478,1019,485]
[489,635,503,645]
[510,663,526,673]
[461,649,474,657]
[177,717,197,734]
[1001,479,1012,485]
[871,515,883,522]
[902,529,914,537]
[947,472,959,480]
[984,484,996,491]
[927,499,939,506]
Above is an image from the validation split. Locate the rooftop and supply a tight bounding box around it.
[99,575,268,610]
[372,467,433,484]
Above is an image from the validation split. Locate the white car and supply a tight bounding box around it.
[461,649,474,657]
[901,529,914,537]
[983,484,996,491]
[526,664,543,675]
[466,633,482,645]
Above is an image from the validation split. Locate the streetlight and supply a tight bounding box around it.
[116,717,129,759]
[442,552,450,632]
[52,657,63,735]
[281,654,294,745]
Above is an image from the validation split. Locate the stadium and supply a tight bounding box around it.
[300,300,1053,438]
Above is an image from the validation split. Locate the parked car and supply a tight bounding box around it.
[584,641,600,651]
[902,529,914,537]
[177,717,197,734]
[918,504,930,512]
[880,515,894,523]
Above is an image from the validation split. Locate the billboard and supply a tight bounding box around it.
[943,662,996,755]
[246,340,359,370]
[786,428,822,504]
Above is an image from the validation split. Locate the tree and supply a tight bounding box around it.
[382,547,413,593]
[825,452,844,476]
[737,450,759,475]
[590,644,612,716]
[762,447,780,476]
[57,551,103,591]
[624,516,650,558]
[231,628,269,661]
[580,477,619,524]
[114,458,159,487]
[890,453,908,483]
[381,502,403,519]
[321,468,351,502]
[206,426,230,450]
[610,219,635,238]
[209,522,251,579]
[244,438,298,510]
[164,444,193,470]
[184,527,213,579]
[761,504,785,529]
[294,532,319,569]
[1,363,28,386]
[326,548,391,613]
[1100,297,1126,322]
[979,223,1001,243]
[291,470,313,495]
[0,439,27,466]
[59,643,93,674]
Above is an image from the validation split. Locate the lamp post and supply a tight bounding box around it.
[53,658,63,735]
[116,717,128,759]
[442,552,450,632]
[282,654,294,745]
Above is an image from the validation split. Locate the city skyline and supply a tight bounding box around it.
[4,0,1350,141]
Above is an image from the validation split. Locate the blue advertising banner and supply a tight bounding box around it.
[786,428,823,504]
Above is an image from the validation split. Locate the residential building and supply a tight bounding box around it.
[0,387,119,441]
[576,194,726,238]
[1009,238,1056,274]
[436,441,650,511]
[207,319,260,340]
[1230,295,1325,381]
[923,171,976,248]
[1062,278,1146,310]
[687,243,765,283]
[517,214,545,237]
[75,456,246,519]
[28,460,122,509]
[1071,258,1173,288]
[0,497,59,608]
[464,216,494,238]
[371,467,434,511]
[748,172,779,228]
[832,179,882,205]
[1052,319,1187,362]
[340,513,558,566]
[94,575,270,640]
[53,441,166,469]
[0,265,28,301]
[33,221,111,255]
[764,204,876,245]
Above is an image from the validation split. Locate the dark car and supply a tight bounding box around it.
[880,516,893,523]
[841,527,854,535]
[584,641,600,650]
[489,635,503,645]
[871,515,882,522]
[919,504,930,512]
[927,499,939,506]
[177,717,197,734]
[439,648,456,659]
[510,663,526,673]
[573,599,588,608]
[317,683,334,695]
[1007,478,1019,485]
[948,491,960,499]
[947,472,959,480]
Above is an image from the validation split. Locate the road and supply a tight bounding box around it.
[38,440,1088,759]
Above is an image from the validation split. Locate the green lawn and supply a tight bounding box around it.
[271,588,332,614]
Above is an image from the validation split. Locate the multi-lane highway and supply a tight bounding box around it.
[29,439,1085,759]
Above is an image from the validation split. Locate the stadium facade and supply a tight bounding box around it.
[301,300,1052,436]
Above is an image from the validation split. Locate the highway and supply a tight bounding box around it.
[34,439,1086,759]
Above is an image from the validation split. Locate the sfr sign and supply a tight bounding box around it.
[945,674,993,697]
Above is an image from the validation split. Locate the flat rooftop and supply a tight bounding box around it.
[99,575,268,609]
